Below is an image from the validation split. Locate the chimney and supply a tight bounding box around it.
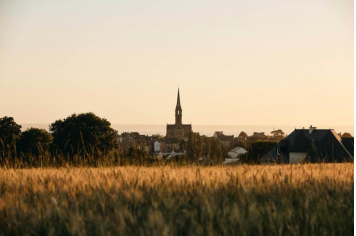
[309,125,316,134]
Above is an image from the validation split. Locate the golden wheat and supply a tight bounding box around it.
[0,163,353,235]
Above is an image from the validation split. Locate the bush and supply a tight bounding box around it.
[240,141,278,164]
[18,128,53,156]
[50,112,119,155]
[0,116,22,157]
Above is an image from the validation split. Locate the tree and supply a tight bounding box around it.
[271,129,284,137]
[240,141,278,164]
[0,116,22,156]
[186,133,227,163]
[342,132,353,138]
[186,132,196,160]
[210,137,224,162]
[238,131,248,139]
[271,129,285,141]
[203,137,211,158]
[196,133,203,158]
[250,141,277,157]
[18,128,52,156]
[234,139,247,149]
[50,112,119,155]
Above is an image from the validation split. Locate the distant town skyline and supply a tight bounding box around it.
[18,124,354,137]
[0,0,353,126]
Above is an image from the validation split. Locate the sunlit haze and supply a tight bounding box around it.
[0,0,353,128]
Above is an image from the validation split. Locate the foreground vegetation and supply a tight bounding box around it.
[0,163,353,235]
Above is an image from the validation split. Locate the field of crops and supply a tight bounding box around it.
[0,163,353,235]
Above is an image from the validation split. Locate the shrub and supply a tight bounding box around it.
[240,140,278,164]
[18,128,53,156]
[0,116,22,157]
[50,112,119,155]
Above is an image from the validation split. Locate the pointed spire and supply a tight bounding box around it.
[176,88,181,107]
[175,88,182,124]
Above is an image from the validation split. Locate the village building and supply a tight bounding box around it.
[228,147,248,159]
[213,131,234,148]
[118,132,161,154]
[264,126,354,164]
[249,132,267,139]
[246,131,268,143]
[154,141,161,153]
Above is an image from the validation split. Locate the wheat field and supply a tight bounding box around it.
[0,163,353,235]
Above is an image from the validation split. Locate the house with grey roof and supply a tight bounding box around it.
[228,147,247,159]
[264,126,353,163]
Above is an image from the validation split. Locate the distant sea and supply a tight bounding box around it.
[20,124,354,137]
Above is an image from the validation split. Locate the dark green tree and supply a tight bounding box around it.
[210,137,224,162]
[234,139,247,149]
[18,128,52,156]
[0,116,22,156]
[186,132,196,160]
[50,112,119,155]
[240,141,278,164]
[204,137,211,158]
[196,133,203,158]
[250,141,277,157]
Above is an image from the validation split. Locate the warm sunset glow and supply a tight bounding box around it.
[0,0,353,127]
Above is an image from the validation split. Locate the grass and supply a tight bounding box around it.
[0,163,353,235]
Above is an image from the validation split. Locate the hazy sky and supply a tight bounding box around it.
[0,0,353,126]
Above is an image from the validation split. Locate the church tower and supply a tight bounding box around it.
[166,88,192,140]
[175,88,182,125]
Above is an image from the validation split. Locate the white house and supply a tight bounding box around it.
[154,141,160,152]
[227,147,247,159]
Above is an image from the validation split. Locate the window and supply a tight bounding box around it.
[276,147,281,156]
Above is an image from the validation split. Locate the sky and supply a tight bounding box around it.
[0,0,353,126]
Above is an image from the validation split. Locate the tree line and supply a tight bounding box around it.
[186,132,227,162]
[0,112,229,167]
[0,112,293,167]
[0,113,122,167]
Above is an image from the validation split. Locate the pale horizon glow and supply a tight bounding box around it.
[0,0,353,126]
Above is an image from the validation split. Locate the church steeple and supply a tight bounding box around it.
[177,88,181,107]
[166,87,192,139]
[175,88,182,125]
